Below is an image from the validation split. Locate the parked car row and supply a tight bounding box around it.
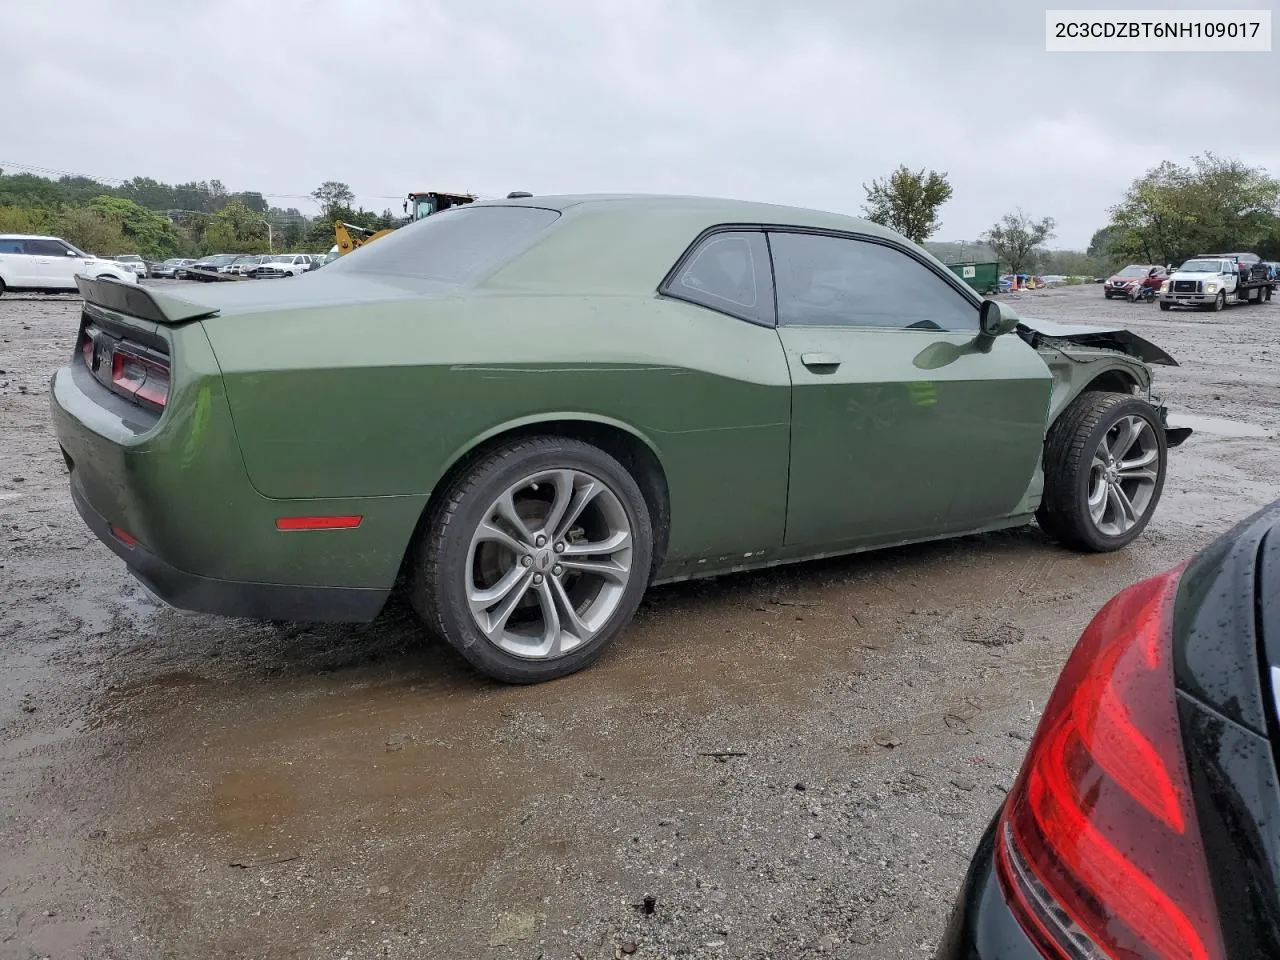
[179,252,326,280]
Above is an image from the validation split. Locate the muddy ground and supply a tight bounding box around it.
[1,283,1278,960]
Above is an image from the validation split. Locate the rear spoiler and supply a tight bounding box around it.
[75,275,219,325]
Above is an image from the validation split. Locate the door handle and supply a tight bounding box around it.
[801,352,841,370]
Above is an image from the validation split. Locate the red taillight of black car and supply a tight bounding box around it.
[996,564,1224,960]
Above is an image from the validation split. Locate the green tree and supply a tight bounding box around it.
[54,207,128,255]
[87,195,184,260]
[1104,154,1280,265]
[981,209,1056,275]
[311,181,356,219]
[861,165,953,244]
[202,199,270,253]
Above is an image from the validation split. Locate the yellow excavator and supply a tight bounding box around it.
[332,190,479,257]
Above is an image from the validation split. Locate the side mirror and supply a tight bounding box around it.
[66,250,79,256]
[975,299,1019,352]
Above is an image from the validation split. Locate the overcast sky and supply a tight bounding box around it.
[5,0,1277,247]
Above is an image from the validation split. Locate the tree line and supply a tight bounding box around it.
[864,155,1280,276]
[2,158,1277,271]
[0,170,397,261]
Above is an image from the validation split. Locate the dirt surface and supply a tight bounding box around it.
[2,283,1278,960]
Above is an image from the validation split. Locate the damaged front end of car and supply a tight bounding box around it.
[1016,316,1193,449]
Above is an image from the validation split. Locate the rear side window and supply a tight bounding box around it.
[328,206,560,282]
[0,239,25,254]
[661,230,774,326]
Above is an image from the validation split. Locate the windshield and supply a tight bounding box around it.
[267,255,293,263]
[326,205,560,282]
[1178,260,1220,273]
[207,255,236,265]
[1116,265,1149,278]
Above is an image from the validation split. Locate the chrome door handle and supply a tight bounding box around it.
[801,352,841,370]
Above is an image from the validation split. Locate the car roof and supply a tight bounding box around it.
[470,193,902,238]
[0,233,65,241]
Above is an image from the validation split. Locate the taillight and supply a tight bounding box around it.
[79,328,95,367]
[997,564,1223,960]
[109,345,169,410]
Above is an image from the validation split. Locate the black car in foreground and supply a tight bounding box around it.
[939,500,1280,960]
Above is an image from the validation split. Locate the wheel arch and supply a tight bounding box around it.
[400,413,672,584]
[1044,358,1150,430]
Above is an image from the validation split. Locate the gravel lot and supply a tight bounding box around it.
[1,283,1278,960]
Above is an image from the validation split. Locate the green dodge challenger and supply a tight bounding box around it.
[51,195,1188,682]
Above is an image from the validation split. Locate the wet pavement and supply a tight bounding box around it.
[2,284,1278,959]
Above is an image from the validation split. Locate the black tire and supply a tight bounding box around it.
[410,436,654,683]
[1036,392,1168,553]
[1158,301,1171,311]
[1213,291,1226,312]
[0,277,6,298]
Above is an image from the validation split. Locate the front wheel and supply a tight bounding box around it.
[1213,291,1226,311]
[1036,392,1167,552]
[1158,301,1171,311]
[411,436,654,683]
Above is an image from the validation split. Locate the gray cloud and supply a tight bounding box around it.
[6,0,1277,247]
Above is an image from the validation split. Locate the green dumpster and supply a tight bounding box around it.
[946,261,1000,295]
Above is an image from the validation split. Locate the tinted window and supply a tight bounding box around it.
[0,239,25,254]
[27,239,71,256]
[328,205,560,282]
[770,232,978,332]
[662,230,773,325]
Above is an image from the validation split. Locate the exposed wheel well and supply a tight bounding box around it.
[1083,369,1140,396]
[400,421,671,587]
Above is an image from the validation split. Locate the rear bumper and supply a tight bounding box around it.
[50,347,414,624]
[69,475,388,622]
[935,814,1040,959]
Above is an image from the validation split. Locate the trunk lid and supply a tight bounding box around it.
[1172,500,1280,959]
[75,271,449,325]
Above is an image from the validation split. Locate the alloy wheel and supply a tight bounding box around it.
[1087,415,1160,537]
[465,468,633,660]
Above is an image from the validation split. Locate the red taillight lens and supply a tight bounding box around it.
[79,329,95,367]
[997,564,1223,960]
[110,347,169,410]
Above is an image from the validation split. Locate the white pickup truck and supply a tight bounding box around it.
[1160,253,1273,312]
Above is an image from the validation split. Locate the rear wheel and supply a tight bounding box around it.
[1037,392,1167,552]
[411,436,654,683]
[0,277,6,298]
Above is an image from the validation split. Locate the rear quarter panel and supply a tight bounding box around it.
[202,292,793,571]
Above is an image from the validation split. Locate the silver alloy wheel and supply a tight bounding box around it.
[466,468,633,660]
[1087,415,1160,537]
